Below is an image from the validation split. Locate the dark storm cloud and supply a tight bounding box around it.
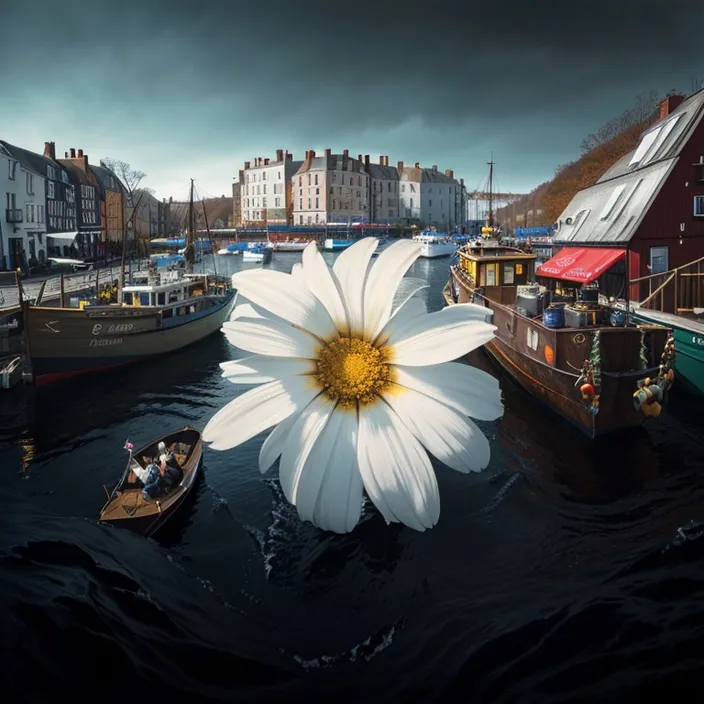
[2,0,703,194]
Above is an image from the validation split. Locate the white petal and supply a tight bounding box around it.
[332,237,378,335]
[393,362,503,421]
[203,376,319,451]
[231,269,337,339]
[222,316,320,358]
[294,407,363,533]
[220,355,315,384]
[388,307,497,366]
[363,239,422,340]
[375,295,428,347]
[301,242,348,332]
[258,407,305,474]
[383,386,491,472]
[278,394,337,504]
[229,302,261,321]
[357,401,440,531]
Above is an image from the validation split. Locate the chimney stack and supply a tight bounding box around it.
[264,158,270,165]
[324,148,331,158]
[310,150,316,159]
[244,161,251,169]
[343,149,349,158]
[384,156,389,166]
[77,149,84,158]
[445,169,454,178]
[70,148,76,158]
[64,151,69,158]
[358,154,363,162]
[659,94,685,119]
[43,141,56,160]
[397,161,404,171]
[276,149,284,161]
[432,165,438,171]
[414,162,420,168]
[305,150,310,159]
[364,154,370,168]
[379,155,384,165]
[286,153,292,161]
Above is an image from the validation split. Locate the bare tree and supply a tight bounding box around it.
[101,158,149,209]
[579,90,661,154]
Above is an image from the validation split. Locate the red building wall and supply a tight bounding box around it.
[631,105,704,274]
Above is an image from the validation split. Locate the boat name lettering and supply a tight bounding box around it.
[89,337,123,347]
[92,324,102,335]
[692,335,704,347]
[107,323,134,333]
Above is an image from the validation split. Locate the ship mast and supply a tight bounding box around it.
[186,178,195,273]
[487,155,494,229]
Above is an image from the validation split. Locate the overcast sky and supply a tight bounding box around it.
[2,0,703,200]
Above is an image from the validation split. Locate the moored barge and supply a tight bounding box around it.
[445,244,674,438]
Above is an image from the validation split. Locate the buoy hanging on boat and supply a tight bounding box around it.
[633,336,676,418]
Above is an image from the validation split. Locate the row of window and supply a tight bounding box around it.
[23,203,45,223]
[245,169,282,184]
[244,182,285,196]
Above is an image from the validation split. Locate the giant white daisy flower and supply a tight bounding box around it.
[204,238,503,533]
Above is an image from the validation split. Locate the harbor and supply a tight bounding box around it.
[1,33,704,703]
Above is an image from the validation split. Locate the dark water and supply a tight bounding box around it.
[2,252,704,703]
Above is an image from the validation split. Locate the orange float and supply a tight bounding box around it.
[544,344,554,365]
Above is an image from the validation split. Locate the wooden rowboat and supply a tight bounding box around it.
[99,426,203,537]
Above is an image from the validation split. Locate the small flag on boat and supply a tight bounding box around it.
[124,440,134,451]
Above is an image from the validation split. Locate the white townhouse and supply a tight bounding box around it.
[0,143,47,271]
[240,150,303,225]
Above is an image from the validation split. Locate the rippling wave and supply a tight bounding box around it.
[2,253,704,702]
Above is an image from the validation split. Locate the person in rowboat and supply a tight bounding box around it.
[157,441,183,490]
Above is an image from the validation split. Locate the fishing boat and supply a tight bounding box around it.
[0,355,22,389]
[242,243,272,263]
[21,180,236,386]
[412,229,457,258]
[445,243,674,438]
[99,427,203,537]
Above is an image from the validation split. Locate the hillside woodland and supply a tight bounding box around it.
[498,90,670,228]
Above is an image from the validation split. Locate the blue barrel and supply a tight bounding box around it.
[542,305,565,328]
[609,309,627,326]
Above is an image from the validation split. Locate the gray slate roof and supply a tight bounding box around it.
[554,89,704,245]
[0,140,60,178]
[91,163,125,192]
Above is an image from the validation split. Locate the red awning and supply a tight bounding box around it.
[537,247,625,283]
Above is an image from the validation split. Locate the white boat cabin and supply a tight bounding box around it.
[120,271,225,318]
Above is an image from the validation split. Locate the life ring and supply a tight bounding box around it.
[573,333,586,345]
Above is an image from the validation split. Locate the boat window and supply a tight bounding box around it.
[123,292,133,305]
[486,264,497,286]
[168,291,178,303]
[139,292,150,306]
[157,292,166,305]
[502,264,515,285]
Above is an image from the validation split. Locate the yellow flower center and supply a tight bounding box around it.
[316,337,392,407]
